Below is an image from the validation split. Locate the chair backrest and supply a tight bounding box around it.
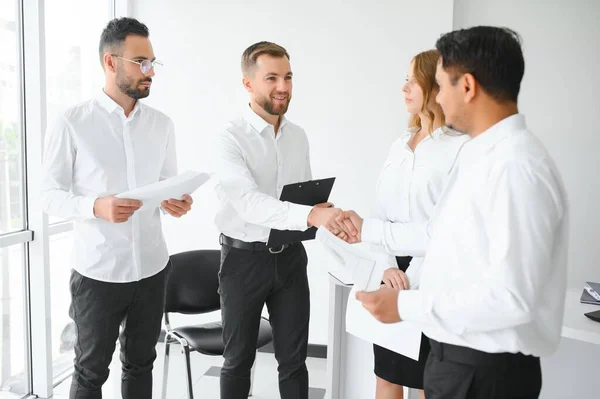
[165,249,221,314]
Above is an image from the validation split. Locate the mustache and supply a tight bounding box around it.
[140,78,152,83]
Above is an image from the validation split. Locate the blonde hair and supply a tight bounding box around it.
[241,41,290,76]
[408,49,445,134]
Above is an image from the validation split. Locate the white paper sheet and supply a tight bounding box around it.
[316,227,387,292]
[116,170,211,211]
[346,286,423,361]
[316,226,423,360]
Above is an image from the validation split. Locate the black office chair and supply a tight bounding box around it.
[161,249,273,399]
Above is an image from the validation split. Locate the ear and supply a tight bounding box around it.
[242,76,253,93]
[462,73,477,103]
[104,53,117,73]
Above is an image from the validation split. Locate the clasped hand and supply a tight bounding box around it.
[323,209,364,243]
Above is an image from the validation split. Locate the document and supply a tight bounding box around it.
[317,227,423,361]
[316,226,387,292]
[116,170,211,211]
[346,287,423,361]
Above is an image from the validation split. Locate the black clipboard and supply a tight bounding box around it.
[267,177,336,248]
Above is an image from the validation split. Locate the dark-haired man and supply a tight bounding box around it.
[41,17,192,398]
[341,26,569,399]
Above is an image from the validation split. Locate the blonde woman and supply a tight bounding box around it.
[368,48,469,399]
[338,50,470,399]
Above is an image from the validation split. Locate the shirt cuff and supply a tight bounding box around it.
[82,196,98,219]
[287,203,314,231]
[405,261,421,290]
[398,289,427,324]
[361,218,384,245]
[405,271,418,290]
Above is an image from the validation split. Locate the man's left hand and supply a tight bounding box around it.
[161,194,193,218]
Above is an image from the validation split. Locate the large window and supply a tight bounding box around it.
[0,0,24,235]
[1,0,117,397]
[0,245,28,398]
[0,0,29,396]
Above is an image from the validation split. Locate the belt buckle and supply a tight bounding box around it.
[268,245,285,254]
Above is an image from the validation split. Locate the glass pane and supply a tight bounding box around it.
[45,0,112,224]
[48,231,75,379]
[0,0,25,234]
[0,244,29,397]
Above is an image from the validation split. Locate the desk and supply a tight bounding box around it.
[542,288,600,398]
[326,272,419,399]
[326,278,600,399]
[561,288,600,345]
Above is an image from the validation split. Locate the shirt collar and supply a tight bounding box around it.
[402,126,447,144]
[95,90,142,118]
[431,127,447,139]
[460,114,526,161]
[244,104,288,135]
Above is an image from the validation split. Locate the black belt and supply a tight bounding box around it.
[428,338,539,367]
[219,234,290,254]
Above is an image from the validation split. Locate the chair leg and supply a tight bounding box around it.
[248,356,257,397]
[161,339,171,399]
[183,343,194,399]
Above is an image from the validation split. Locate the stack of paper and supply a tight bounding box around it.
[116,170,212,211]
[581,282,600,305]
[317,226,423,361]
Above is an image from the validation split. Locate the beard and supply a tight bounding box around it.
[443,110,468,134]
[257,93,291,116]
[445,123,468,134]
[116,68,151,100]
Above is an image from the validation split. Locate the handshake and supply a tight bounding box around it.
[307,203,364,244]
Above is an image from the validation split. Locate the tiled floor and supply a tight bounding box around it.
[52,342,327,399]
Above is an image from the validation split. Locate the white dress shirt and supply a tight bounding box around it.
[214,106,313,243]
[41,91,178,282]
[362,114,569,357]
[368,127,469,289]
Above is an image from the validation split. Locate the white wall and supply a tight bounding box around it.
[453,0,600,290]
[132,0,452,345]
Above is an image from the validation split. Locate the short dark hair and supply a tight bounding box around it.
[241,41,290,75]
[99,17,149,66]
[436,26,525,103]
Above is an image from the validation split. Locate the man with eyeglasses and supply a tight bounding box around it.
[41,17,191,399]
